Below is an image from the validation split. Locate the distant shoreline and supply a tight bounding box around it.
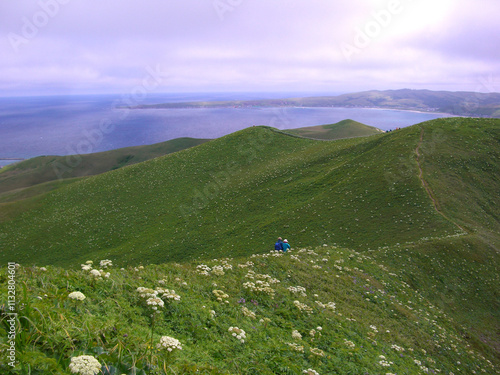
[129,89,500,118]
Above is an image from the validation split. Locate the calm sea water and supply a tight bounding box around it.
[0,93,453,167]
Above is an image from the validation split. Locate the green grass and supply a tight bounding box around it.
[0,123,461,267]
[0,117,499,372]
[2,118,499,269]
[1,245,498,374]
[283,119,383,140]
[0,137,210,198]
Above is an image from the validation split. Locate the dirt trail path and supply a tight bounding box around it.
[415,128,468,234]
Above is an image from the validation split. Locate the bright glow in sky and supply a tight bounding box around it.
[1,0,499,96]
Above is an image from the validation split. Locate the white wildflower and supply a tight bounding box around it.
[292,330,302,340]
[157,336,182,352]
[99,259,112,268]
[228,326,246,343]
[69,355,101,375]
[146,297,164,310]
[68,291,86,301]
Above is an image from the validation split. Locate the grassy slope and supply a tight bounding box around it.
[0,137,210,198]
[1,246,498,374]
[0,123,461,267]
[0,117,499,372]
[283,119,383,140]
[372,117,500,357]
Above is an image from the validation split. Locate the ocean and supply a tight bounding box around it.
[0,93,453,167]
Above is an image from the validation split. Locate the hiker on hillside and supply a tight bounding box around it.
[274,237,283,251]
[282,239,291,252]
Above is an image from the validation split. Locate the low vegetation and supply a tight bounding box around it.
[0,137,209,200]
[283,119,383,140]
[1,244,498,374]
[0,117,499,373]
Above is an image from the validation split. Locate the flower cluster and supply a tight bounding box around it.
[292,330,302,340]
[303,369,319,375]
[211,265,225,276]
[90,269,110,279]
[81,261,93,271]
[245,270,280,284]
[81,260,110,279]
[309,348,325,357]
[197,260,233,276]
[241,306,256,319]
[146,297,164,311]
[137,287,157,298]
[238,261,254,268]
[315,301,336,311]
[242,281,276,297]
[99,259,112,268]
[379,355,393,367]
[391,344,405,352]
[344,340,356,349]
[217,258,233,270]
[68,291,86,301]
[294,300,313,314]
[287,342,304,352]
[228,326,246,343]
[69,355,101,375]
[196,264,211,275]
[137,286,181,301]
[157,288,181,301]
[287,286,307,297]
[157,335,182,352]
[213,289,229,302]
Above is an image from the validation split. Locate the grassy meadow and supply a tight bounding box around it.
[0,117,499,374]
[0,137,209,201]
[1,245,498,374]
[283,120,383,140]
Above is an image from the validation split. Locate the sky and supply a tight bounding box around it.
[1,0,499,96]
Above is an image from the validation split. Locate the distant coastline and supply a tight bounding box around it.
[130,89,500,118]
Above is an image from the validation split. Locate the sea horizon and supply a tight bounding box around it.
[0,92,455,167]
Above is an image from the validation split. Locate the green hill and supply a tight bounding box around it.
[1,118,498,267]
[0,117,499,373]
[0,137,210,201]
[283,119,383,140]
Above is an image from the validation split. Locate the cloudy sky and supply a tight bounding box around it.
[1,0,499,96]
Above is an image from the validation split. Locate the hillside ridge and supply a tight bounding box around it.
[415,127,468,234]
[0,117,498,370]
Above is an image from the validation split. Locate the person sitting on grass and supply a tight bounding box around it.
[274,237,283,251]
[282,239,290,252]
